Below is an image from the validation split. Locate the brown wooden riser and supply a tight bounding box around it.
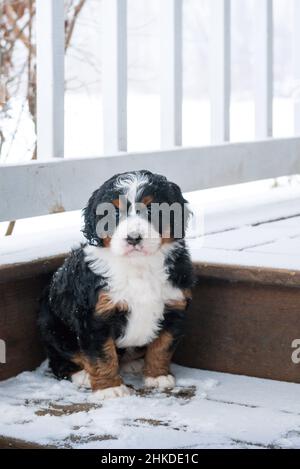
[175,278,300,383]
[0,436,56,449]
[1,256,300,383]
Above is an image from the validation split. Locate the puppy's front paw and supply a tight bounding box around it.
[144,374,175,390]
[71,370,91,389]
[91,384,134,400]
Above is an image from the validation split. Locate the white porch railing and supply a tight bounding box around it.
[1,0,300,223]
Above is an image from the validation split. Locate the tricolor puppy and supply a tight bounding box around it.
[39,171,194,399]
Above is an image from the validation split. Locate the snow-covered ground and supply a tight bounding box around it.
[0,362,300,449]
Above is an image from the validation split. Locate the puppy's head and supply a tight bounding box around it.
[83,170,191,257]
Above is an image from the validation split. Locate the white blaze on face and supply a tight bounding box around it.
[110,215,161,257]
[115,173,149,213]
[111,173,161,257]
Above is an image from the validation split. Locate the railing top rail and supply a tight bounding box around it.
[1,138,300,223]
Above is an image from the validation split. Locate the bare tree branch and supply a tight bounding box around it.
[1,0,87,236]
[65,0,87,51]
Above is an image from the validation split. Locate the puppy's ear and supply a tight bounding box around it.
[82,188,101,246]
[167,181,185,202]
[168,181,192,238]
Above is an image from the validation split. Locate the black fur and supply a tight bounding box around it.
[39,171,194,382]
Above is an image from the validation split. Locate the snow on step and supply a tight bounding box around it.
[1,184,300,273]
[247,237,300,255]
[0,363,300,449]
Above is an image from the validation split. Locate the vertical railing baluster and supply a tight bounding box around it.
[294,0,300,135]
[102,0,127,154]
[160,0,183,149]
[36,0,65,159]
[255,0,273,139]
[210,0,231,144]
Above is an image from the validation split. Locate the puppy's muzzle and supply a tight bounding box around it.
[126,233,143,247]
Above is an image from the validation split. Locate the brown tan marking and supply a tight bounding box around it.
[165,289,192,311]
[102,236,112,248]
[144,331,174,378]
[95,292,128,316]
[161,236,175,245]
[144,290,192,378]
[112,199,120,208]
[160,226,175,245]
[112,197,128,211]
[141,195,154,206]
[73,338,122,391]
[166,298,187,310]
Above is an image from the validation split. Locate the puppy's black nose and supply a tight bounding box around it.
[127,234,142,246]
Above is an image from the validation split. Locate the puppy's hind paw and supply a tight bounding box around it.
[71,370,91,389]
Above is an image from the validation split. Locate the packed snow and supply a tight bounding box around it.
[0,362,300,449]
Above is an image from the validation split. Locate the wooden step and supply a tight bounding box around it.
[175,261,300,383]
[0,256,63,381]
[0,435,55,449]
[1,253,299,384]
[1,186,300,383]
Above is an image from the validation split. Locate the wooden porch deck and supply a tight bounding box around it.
[0,184,300,448]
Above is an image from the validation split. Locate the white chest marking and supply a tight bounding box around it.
[84,246,183,348]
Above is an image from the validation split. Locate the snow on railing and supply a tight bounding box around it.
[1,0,300,224]
[293,0,300,135]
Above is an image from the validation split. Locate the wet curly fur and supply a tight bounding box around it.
[39,170,194,395]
